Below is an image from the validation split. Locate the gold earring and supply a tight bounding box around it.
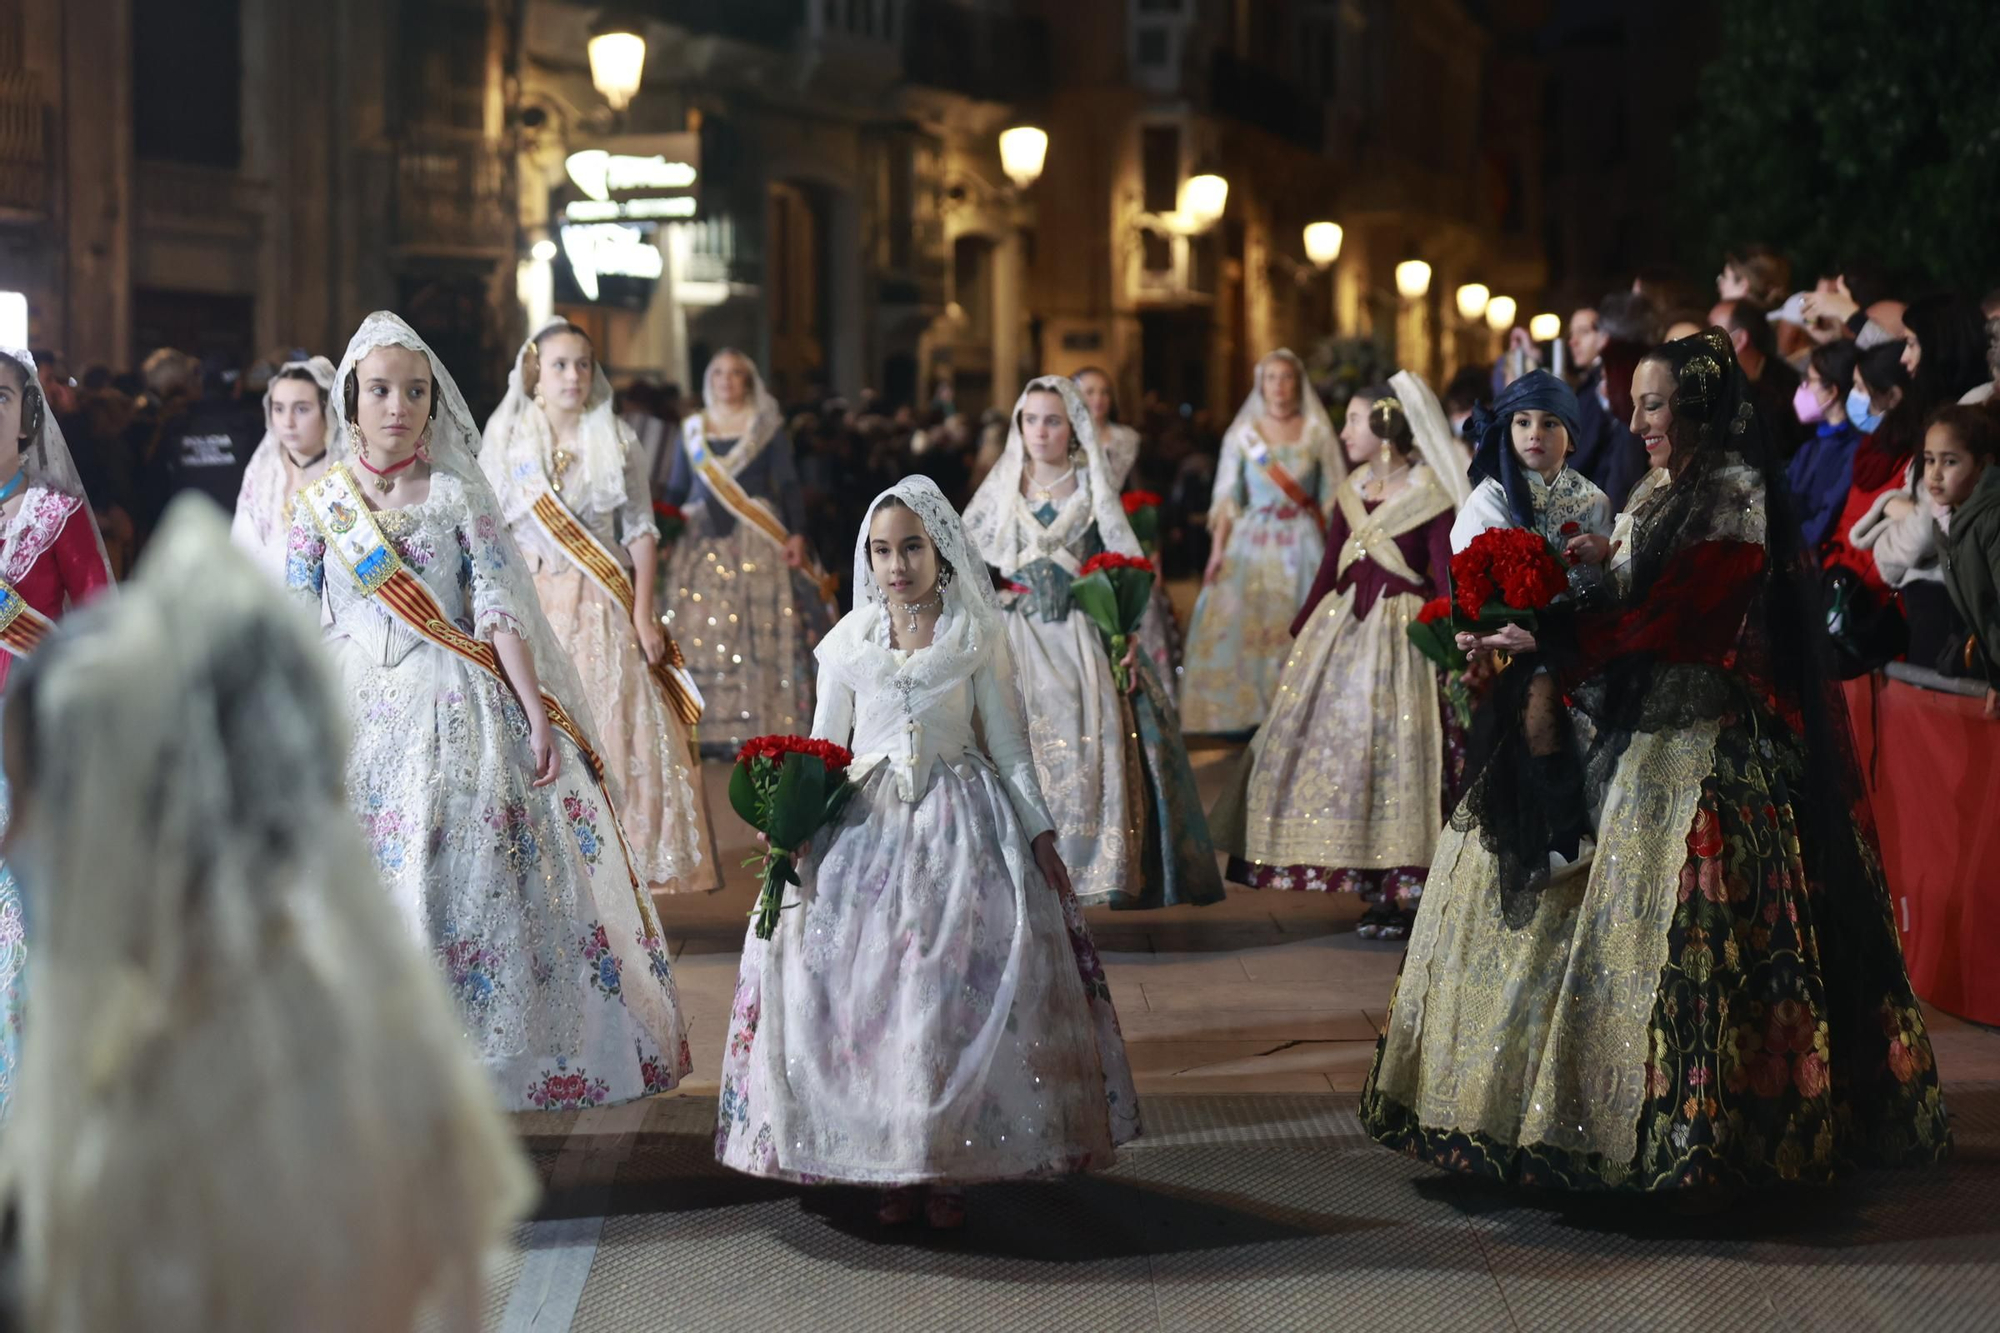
[348,420,368,463]
[417,422,433,463]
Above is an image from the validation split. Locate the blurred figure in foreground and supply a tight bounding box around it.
[0,497,532,1333]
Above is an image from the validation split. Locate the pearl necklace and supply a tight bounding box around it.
[1027,464,1075,504]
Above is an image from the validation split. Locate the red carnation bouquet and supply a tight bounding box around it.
[652,501,687,544]
[1405,596,1467,671]
[1449,526,1570,637]
[1070,552,1156,692]
[729,735,857,939]
[1120,489,1164,554]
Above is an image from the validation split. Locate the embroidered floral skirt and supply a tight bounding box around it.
[716,761,1139,1185]
[1361,712,1951,1190]
[333,637,691,1111]
[530,557,721,893]
[0,727,21,1120]
[1179,506,1324,735]
[1216,589,1461,904]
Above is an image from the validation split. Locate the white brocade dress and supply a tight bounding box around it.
[287,474,691,1111]
[716,625,1139,1185]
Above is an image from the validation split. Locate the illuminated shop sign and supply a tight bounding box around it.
[560,222,663,302]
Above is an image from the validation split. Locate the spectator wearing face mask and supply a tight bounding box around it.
[1823,344,1918,592]
[1787,340,1863,552]
[1711,297,1807,455]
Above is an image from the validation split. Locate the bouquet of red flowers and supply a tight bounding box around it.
[1120,490,1164,553]
[729,735,857,939]
[1405,596,1467,671]
[652,501,687,544]
[1449,527,1570,635]
[1070,552,1156,692]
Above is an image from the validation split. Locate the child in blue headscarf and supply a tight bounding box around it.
[1450,369,1612,555]
[1448,370,1613,876]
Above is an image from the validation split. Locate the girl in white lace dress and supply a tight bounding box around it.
[286,313,689,1112]
[230,356,335,583]
[715,476,1137,1229]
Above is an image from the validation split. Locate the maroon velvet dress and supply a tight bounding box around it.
[1217,467,1465,908]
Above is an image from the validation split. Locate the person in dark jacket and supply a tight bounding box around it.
[1785,340,1863,551]
[144,354,265,529]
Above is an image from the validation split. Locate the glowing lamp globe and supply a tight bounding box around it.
[1394,260,1432,300]
[1178,173,1228,231]
[998,126,1049,190]
[1454,283,1490,321]
[1529,312,1562,341]
[1303,221,1343,268]
[1484,295,1518,331]
[588,29,647,112]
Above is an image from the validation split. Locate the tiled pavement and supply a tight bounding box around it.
[463,753,2000,1332]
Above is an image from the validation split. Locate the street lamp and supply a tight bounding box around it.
[1394,259,1432,300]
[1484,295,1518,331]
[1528,312,1562,341]
[1303,221,1343,268]
[1178,172,1228,232]
[998,126,1048,190]
[1455,283,1490,322]
[588,19,647,112]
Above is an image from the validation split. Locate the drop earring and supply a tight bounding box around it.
[348,420,368,465]
[416,422,434,464]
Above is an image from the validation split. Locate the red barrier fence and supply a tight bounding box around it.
[1845,670,2000,1025]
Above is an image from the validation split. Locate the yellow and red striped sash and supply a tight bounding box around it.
[1245,436,1327,536]
[529,491,703,726]
[0,578,55,659]
[682,426,840,606]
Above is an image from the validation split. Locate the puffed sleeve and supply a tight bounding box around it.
[51,505,112,608]
[616,419,660,548]
[971,641,1057,839]
[1449,479,1512,554]
[809,660,855,747]
[455,481,531,641]
[283,495,326,607]
[1207,427,1246,526]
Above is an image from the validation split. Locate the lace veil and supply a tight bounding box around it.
[259,355,338,457]
[0,496,532,1331]
[688,348,784,468]
[962,375,1143,576]
[817,475,1005,718]
[481,318,634,526]
[1389,368,1474,507]
[330,311,608,759]
[2,344,112,580]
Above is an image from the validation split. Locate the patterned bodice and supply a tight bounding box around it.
[287,473,526,666]
[1003,501,1105,623]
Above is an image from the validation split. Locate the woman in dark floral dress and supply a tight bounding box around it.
[1361,329,1950,1192]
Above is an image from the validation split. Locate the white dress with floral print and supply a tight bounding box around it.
[287,472,690,1111]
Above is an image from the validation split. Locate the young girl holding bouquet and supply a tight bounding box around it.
[715,476,1138,1230]
[961,377,1221,910]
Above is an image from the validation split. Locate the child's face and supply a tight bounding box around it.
[1341,395,1377,466]
[868,504,941,602]
[1018,390,1073,467]
[1510,409,1569,481]
[1922,422,1988,511]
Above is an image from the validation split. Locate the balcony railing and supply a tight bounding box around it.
[393,135,513,254]
[0,71,48,216]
